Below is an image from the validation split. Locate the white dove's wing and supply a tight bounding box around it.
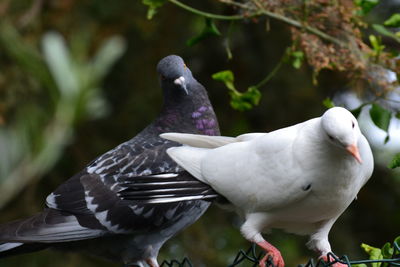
[166,146,208,181]
[357,134,374,188]
[167,123,313,213]
[236,133,266,141]
[161,133,237,148]
[205,126,314,211]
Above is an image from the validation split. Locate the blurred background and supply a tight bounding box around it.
[0,0,399,266]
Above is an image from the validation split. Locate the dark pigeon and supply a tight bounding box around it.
[0,55,220,267]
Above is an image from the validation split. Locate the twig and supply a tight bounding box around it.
[219,0,254,10]
[18,0,44,28]
[168,0,345,47]
[250,0,344,46]
[0,0,10,17]
[168,0,257,20]
[254,49,287,90]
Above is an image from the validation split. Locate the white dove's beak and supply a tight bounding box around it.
[346,143,362,164]
[174,76,188,95]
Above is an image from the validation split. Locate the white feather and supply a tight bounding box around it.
[166,146,207,182]
[0,242,23,252]
[161,133,237,148]
[15,215,104,242]
[236,132,266,141]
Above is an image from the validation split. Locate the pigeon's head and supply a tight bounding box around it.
[157,55,193,96]
[321,107,362,163]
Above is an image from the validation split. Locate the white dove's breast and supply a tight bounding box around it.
[267,159,363,233]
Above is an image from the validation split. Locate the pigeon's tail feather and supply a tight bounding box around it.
[161,133,236,148]
[0,208,104,243]
[0,242,48,258]
[166,146,207,182]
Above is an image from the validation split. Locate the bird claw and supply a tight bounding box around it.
[259,251,285,267]
[256,240,285,267]
[320,254,348,267]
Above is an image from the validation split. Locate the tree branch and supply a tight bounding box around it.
[168,0,346,47]
[250,0,345,46]
[254,49,287,89]
[168,0,258,20]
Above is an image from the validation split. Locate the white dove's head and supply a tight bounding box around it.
[321,107,362,163]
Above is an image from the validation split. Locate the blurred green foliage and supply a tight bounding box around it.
[186,18,221,46]
[354,236,400,267]
[369,104,391,132]
[212,70,261,111]
[0,22,125,208]
[143,0,167,19]
[354,0,380,16]
[0,1,399,267]
[388,154,400,169]
[384,14,400,27]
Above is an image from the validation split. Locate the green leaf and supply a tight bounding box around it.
[381,242,394,258]
[369,103,391,132]
[212,70,235,91]
[372,24,400,43]
[394,236,400,244]
[142,0,166,19]
[186,18,221,47]
[384,134,390,144]
[322,98,335,108]
[384,13,400,27]
[213,70,261,111]
[91,36,126,80]
[241,86,261,106]
[291,51,304,69]
[230,93,251,111]
[396,112,400,119]
[369,35,385,54]
[354,0,379,15]
[229,86,261,111]
[42,32,79,97]
[360,243,383,267]
[388,153,400,169]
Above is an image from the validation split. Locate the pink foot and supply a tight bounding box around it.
[256,240,285,267]
[145,258,160,267]
[320,254,348,267]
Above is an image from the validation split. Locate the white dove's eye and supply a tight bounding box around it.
[352,121,355,129]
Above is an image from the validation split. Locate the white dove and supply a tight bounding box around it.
[161,107,374,267]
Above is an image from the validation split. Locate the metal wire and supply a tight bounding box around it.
[161,258,193,267]
[159,239,400,267]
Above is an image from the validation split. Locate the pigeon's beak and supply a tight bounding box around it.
[174,76,188,95]
[346,143,362,164]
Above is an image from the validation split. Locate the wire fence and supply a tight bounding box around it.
[160,239,400,267]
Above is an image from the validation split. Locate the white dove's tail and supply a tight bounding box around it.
[166,146,208,183]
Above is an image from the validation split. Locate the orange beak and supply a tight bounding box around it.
[346,143,362,164]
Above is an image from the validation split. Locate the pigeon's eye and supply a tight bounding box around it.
[352,121,355,129]
[327,134,335,141]
[183,63,187,69]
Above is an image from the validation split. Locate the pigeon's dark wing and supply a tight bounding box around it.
[0,208,106,243]
[118,172,218,204]
[0,132,218,255]
[36,134,217,241]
